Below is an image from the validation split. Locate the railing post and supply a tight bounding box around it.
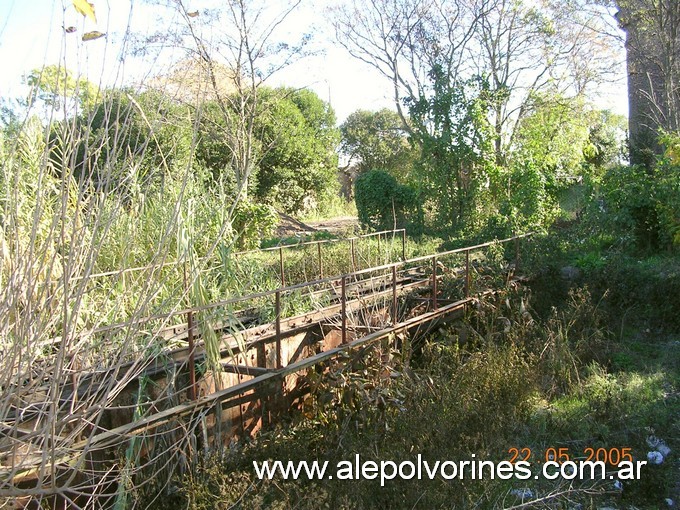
[275,290,282,369]
[341,275,347,344]
[369,232,382,265]
[317,242,323,279]
[465,249,471,298]
[186,309,197,401]
[514,236,520,274]
[183,263,196,401]
[391,265,397,325]
[279,247,285,287]
[350,238,357,271]
[432,256,438,310]
[401,229,406,261]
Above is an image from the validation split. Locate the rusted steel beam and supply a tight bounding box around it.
[187,309,197,401]
[392,265,397,324]
[184,263,197,401]
[71,292,497,450]
[220,364,271,377]
[8,234,534,488]
[7,284,511,486]
[49,277,434,405]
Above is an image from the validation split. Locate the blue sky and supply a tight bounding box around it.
[0,0,393,122]
[0,0,626,122]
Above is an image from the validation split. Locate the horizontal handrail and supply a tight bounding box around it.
[60,228,405,283]
[234,228,405,255]
[70,233,532,338]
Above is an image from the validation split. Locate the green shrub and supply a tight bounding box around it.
[597,144,679,251]
[232,200,278,250]
[599,164,661,250]
[354,169,419,231]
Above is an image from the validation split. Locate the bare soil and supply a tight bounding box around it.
[275,213,359,238]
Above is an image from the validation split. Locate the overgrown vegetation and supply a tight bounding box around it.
[2,0,680,508]
[155,283,677,509]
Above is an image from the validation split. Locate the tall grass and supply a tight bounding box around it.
[0,62,250,505]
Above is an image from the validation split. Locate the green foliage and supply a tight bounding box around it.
[255,88,340,213]
[340,108,417,179]
[26,64,99,111]
[354,170,418,231]
[232,200,278,250]
[75,88,195,196]
[194,87,340,213]
[513,91,593,189]
[583,110,627,171]
[485,159,559,237]
[598,163,674,251]
[407,73,495,232]
[194,100,241,190]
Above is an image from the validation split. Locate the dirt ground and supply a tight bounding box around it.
[276,213,359,237]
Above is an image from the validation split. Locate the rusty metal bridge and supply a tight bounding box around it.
[1,231,532,506]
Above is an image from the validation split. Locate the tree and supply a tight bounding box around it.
[408,72,495,230]
[254,87,340,212]
[74,89,194,195]
[136,0,312,212]
[513,91,593,185]
[331,0,621,231]
[583,109,627,170]
[475,0,555,165]
[340,108,417,179]
[616,0,680,166]
[332,0,621,165]
[26,64,98,113]
[355,169,418,230]
[331,0,482,134]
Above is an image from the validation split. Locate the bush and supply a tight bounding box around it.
[599,164,662,250]
[354,169,420,231]
[597,140,680,251]
[232,200,278,250]
[484,160,558,238]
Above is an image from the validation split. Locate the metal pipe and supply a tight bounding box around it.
[183,263,197,401]
[432,256,438,310]
[465,250,470,297]
[275,290,282,368]
[350,238,357,271]
[391,265,397,324]
[187,309,197,401]
[341,276,347,344]
[377,232,381,265]
[279,247,285,287]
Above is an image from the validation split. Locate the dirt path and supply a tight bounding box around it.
[276,213,359,237]
[306,216,359,234]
